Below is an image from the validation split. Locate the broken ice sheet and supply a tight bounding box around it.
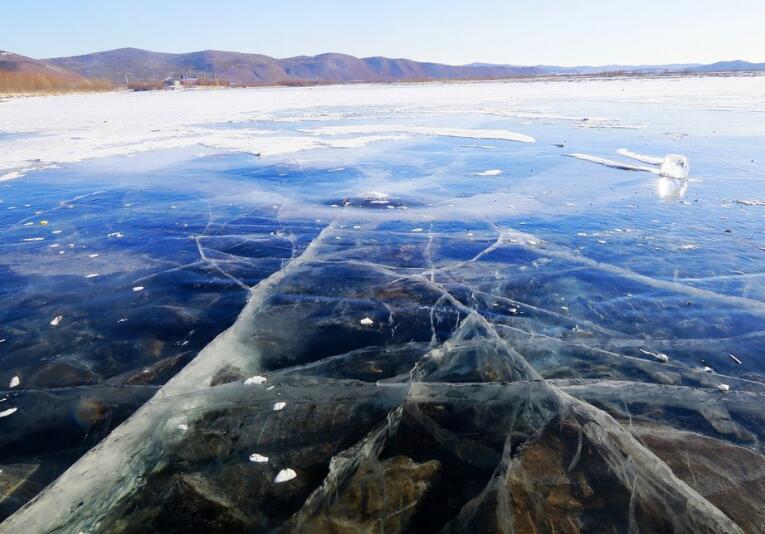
[1,78,765,532]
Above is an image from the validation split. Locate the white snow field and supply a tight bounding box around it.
[1,75,764,181]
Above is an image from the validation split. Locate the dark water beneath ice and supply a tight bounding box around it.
[1,97,765,531]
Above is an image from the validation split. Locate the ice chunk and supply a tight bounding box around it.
[660,154,690,179]
[249,453,269,463]
[50,315,63,327]
[9,376,20,388]
[274,468,297,483]
[640,349,669,363]
[273,402,286,411]
[566,153,657,173]
[244,375,267,385]
[567,151,689,179]
[0,407,17,418]
[132,286,144,292]
[359,317,374,326]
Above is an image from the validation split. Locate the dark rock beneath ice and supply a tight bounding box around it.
[631,422,765,533]
[27,359,101,388]
[292,456,440,533]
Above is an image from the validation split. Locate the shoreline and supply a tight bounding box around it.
[2,70,764,101]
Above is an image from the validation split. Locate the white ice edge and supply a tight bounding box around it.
[300,124,536,143]
[617,148,665,165]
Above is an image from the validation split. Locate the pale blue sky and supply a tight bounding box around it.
[5,0,765,65]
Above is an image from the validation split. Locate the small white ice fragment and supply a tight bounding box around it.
[22,237,44,242]
[249,453,269,463]
[244,375,267,385]
[86,273,99,278]
[359,317,374,326]
[107,232,124,238]
[178,424,189,431]
[728,353,743,365]
[702,366,714,373]
[9,376,20,388]
[678,244,697,250]
[0,407,17,418]
[50,315,63,327]
[411,228,424,232]
[473,169,502,177]
[88,253,100,258]
[640,349,669,363]
[273,402,286,411]
[132,286,144,292]
[274,468,297,483]
[716,383,730,393]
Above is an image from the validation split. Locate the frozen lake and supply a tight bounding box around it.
[1,77,765,532]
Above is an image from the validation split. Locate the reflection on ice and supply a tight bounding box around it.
[658,175,689,199]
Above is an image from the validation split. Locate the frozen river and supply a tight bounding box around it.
[1,76,765,532]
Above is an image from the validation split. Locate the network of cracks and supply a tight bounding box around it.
[4,211,765,533]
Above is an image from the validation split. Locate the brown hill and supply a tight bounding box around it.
[0,50,111,93]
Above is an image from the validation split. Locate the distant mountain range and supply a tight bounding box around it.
[3,48,765,89]
[44,48,544,84]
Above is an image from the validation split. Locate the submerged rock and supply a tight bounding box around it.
[292,456,440,533]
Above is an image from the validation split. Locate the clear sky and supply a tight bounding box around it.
[5,0,765,66]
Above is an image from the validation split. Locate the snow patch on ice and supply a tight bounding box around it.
[473,169,503,177]
[274,468,297,483]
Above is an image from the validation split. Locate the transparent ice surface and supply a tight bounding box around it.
[1,77,765,532]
